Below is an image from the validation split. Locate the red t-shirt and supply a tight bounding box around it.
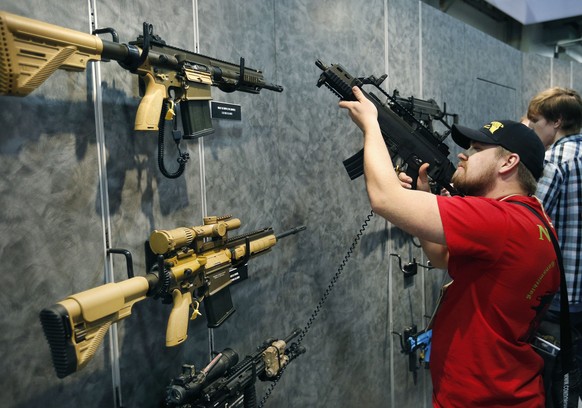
[431,195,559,408]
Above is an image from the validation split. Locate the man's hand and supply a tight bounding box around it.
[338,86,379,133]
[398,163,431,192]
[398,163,452,196]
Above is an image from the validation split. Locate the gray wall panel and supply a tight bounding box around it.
[387,3,434,403]
[521,53,552,117]
[421,4,468,121]
[0,97,111,408]
[387,0,420,96]
[91,2,207,407]
[420,2,468,169]
[0,1,113,407]
[214,0,392,406]
[463,22,522,126]
[573,62,582,95]
[2,1,582,407]
[387,4,433,402]
[553,58,574,89]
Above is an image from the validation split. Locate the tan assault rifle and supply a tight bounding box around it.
[39,215,304,378]
[0,11,283,137]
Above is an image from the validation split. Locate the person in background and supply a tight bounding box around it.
[528,88,582,150]
[527,86,582,406]
[339,85,559,407]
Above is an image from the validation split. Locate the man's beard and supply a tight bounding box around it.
[451,163,497,196]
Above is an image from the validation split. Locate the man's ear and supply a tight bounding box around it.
[499,153,520,175]
[554,117,563,129]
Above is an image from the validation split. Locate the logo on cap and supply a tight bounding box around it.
[483,121,504,134]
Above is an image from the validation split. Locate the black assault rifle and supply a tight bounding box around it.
[164,328,305,407]
[315,60,459,196]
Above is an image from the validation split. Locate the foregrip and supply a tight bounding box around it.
[315,59,360,101]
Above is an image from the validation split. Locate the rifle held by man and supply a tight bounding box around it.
[315,59,459,195]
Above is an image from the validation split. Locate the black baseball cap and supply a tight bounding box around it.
[451,119,545,179]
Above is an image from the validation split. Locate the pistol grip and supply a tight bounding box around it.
[406,166,420,190]
[134,72,166,131]
[166,289,192,347]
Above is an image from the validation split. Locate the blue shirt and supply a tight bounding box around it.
[536,134,582,309]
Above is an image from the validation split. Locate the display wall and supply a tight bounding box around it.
[1,1,581,407]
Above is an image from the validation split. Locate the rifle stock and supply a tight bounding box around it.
[39,276,153,378]
[39,216,305,378]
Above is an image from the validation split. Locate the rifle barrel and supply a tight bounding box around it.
[276,225,306,240]
[283,327,303,344]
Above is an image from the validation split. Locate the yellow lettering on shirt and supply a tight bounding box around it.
[526,260,555,300]
[538,225,551,242]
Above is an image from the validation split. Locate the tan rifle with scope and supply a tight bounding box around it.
[39,215,305,378]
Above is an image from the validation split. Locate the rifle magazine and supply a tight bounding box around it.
[204,288,236,328]
[342,149,364,180]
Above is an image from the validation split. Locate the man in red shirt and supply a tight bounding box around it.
[339,86,560,407]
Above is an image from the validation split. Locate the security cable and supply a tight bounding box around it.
[258,210,375,407]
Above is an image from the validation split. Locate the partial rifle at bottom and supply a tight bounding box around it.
[164,328,305,408]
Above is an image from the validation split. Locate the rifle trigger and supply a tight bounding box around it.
[190,300,202,320]
[165,100,176,120]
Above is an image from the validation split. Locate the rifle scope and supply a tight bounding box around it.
[166,348,239,405]
[149,217,241,255]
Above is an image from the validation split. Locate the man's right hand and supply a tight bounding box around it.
[398,163,431,193]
